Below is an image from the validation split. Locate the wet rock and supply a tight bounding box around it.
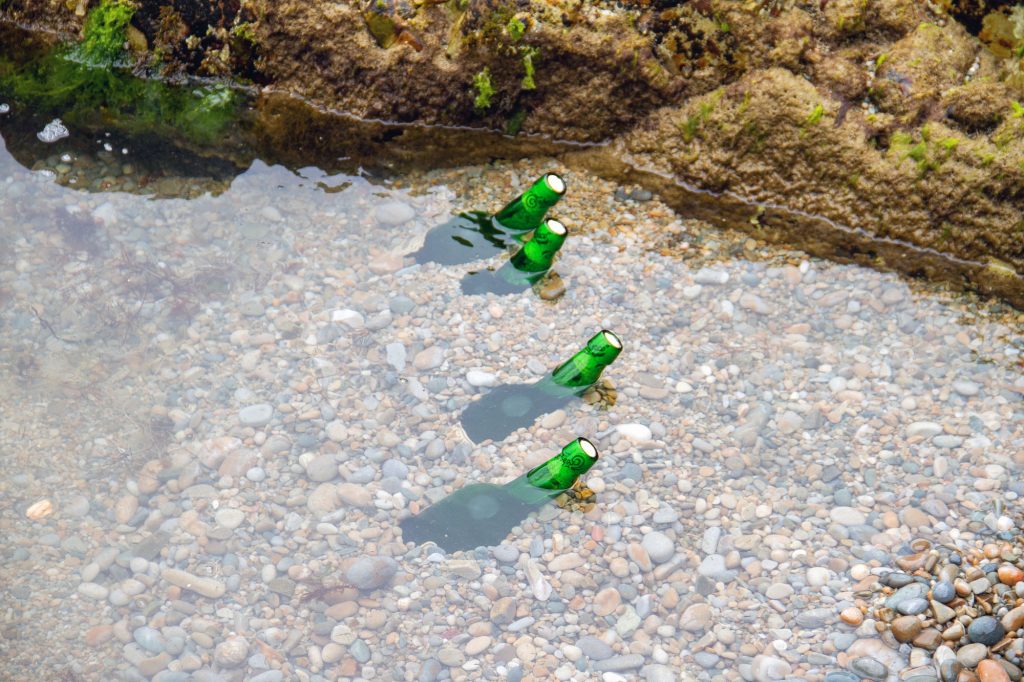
[161,569,226,599]
[376,201,415,226]
[214,636,249,668]
[577,635,613,661]
[751,654,792,681]
[346,556,398,590]
[641,531,674,563]
[239,403,273,427]
[967,616,1005,646]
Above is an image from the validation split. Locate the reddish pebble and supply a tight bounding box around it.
[84,624,114,647]
[977,660,1011,682]
[591,526,605,542]
[997,565,1024,586]
[839,607,863,626]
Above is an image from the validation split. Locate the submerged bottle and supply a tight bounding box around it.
[399,437,599,552]
[412,173,566,265]
[459,330,622,444]
[461,219,567,296]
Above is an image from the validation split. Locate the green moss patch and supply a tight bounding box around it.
[0,0,240,144]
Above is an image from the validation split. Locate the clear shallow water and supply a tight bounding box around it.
[1,113,1024,682]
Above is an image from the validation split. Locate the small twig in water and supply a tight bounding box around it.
[30,306,78,344]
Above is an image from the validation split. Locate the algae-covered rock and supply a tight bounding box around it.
[605,65,1024,295]
[871,21,977,123]
[941,79,1014,131]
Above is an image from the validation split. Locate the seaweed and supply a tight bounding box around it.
[678,91,720,143]
[0,1,240,144]
[888,127,960,177]
[520,46,538,91]
[72,0,136,67]
[472,67,494,109]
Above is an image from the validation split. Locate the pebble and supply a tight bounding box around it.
[77,583,109,600]
[375,200,416,226]
[977,660,1011,682]
[932,581,956,603]
[967,616,1005,646]
[214,636,249,668]
[577,636,613,661]
[830,507,866,526]
[465,636,491,656]
[693,268,729,285]
[466,370,497,387]
[616,423,652,441]
[849,657,888,681]
[906,421,943,439]
[413,347,444,370]
[593,654,645,672]
[346,556,398,590]
[680,603,713,632]
[641,531,674,563]
[891,615,922,642]
[161,569,226,599]
[957,643,989,668]
[594,587,621,616]
[304,454,338,482]
[239,404,273,427]
[751,654,792,681]
[952,380,980,396]
[214,508,245,530]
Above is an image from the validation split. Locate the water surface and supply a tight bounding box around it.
[2,94,1023,682]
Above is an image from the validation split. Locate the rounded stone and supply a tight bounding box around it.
[346,556,398,590]
[896,597,929,615]
[133,626,166,654]
[957,643,989,668]
[239,404,273,427]
[932,581,956,603]
[214,508,245,530]
[850,656,888,681]
[492,544,519,564]
[765,583,794,600]
[807,567,830,587]
[375,200,415,226]
[891,615,922,643]
[641,531,674,564]
[214,636,249,668]
[305,454,338,482]
[967,616,1005,646]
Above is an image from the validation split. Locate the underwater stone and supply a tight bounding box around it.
[375,201,415,226]
[37,118,69,143]
[346,556,398,590]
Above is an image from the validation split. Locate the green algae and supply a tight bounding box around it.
[0,1,241,144]
[520,46,538,91]
[473,67,494,109]
[73,0,136,67]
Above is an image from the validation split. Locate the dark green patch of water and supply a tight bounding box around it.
[459,382,577,444]
[399,482,550,553]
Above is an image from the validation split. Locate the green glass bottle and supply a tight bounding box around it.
[412,173,566,265]
[399,437,599,552]
[461,219,567,296]
[491,174,566,233]
[460,330,622,443]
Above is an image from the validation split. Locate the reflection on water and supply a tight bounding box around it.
[1,115,1024,682]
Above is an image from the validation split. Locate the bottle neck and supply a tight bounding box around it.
[491,174,564,232]
[549,331,622,389]
[509,221,566,273]
[504,438,599,504]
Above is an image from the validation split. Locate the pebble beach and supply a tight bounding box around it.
[1,138,1023,682]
